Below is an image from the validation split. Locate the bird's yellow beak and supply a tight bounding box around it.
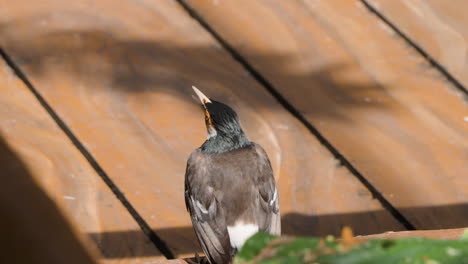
[192,86,216,137]
[192,86,212,105]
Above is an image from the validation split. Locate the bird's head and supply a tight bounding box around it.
[192,86,242,139]
[192,86,250,153]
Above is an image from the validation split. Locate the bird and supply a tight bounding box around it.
[185,86,280,264]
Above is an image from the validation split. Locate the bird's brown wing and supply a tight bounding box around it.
[253,143,281,235]
[185,150,232,264]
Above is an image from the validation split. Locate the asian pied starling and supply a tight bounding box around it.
[185,86,280,264]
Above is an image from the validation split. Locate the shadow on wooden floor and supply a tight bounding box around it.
[0,136,97,264]
[0,25,384,122]
[2,19,467,260]
[88,203,468,258]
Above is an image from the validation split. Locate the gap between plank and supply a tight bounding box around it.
[176,0,416,231]
[360,0,468,96]
[0,48,176,259]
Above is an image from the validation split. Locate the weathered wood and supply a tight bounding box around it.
[357,227,467,240]
[366,0,468,89]
[184,0,468,229]
[0,0,403,257]
[0,58,162,262]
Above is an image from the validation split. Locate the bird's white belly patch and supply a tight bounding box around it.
[227,222,259,249]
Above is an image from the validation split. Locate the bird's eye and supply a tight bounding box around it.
[205,116,209,121]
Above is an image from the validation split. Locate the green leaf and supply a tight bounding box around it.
[234,232,277,263]
[461,229,468,240]
[235,232,468,264]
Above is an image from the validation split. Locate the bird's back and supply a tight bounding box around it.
[206,144,261,223]
[185,143,280,263]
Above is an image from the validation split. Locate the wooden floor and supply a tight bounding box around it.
[0,0,467,263]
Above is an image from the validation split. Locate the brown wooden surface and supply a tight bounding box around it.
[184,0,468,229]
[0,0,405,259]
[2,0,468,262]
[0,59,162,263]
[1,136,96,264]
[357,227,467,240]
[366,0,468,88]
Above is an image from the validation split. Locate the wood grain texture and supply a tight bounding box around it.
[0,0,403,257]
[184,0,468,229]
[0,59,162,263]
[366,0,468,88]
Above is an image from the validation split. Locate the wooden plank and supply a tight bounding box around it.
[183,0,468,229]
[357,227,467,240]
[0,135,96,262]
[0,0,404,257]
[366,0,468,89]
[0,59,162,263]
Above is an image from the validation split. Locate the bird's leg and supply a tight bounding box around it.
[185,257,197,264]
[196,253,209,264]
[195,253,201,263]
[185,252,204,264]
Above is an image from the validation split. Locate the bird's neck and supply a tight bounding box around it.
[201,129,251,154]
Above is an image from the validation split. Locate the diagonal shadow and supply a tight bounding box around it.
[1,14,467,260]
[0,136,97,264]
[0,18,403,260]
[0,22,385,122]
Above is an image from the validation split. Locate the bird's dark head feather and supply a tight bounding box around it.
[201,100,250,153]
[191,86,250,153]
[205,100,239,132]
